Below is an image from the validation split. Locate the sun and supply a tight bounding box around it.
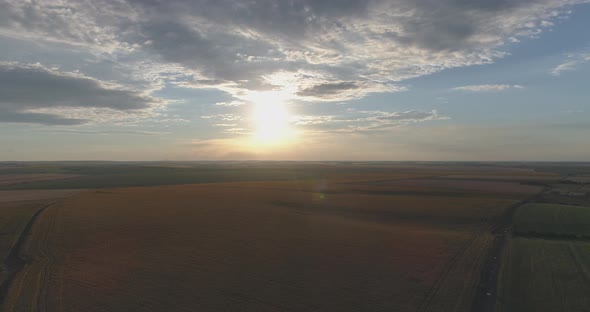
[247,91,294,146]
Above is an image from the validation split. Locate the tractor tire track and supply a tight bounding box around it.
[0,202,56,309]
[418,236,475,312]
[35,202,59,312]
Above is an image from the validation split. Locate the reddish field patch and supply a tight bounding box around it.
[0,190,83,203]
[3,179,519,312]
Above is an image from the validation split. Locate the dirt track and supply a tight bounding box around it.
[470,188,547,312]
[0,202,54,307]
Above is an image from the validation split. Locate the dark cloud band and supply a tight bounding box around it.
[0,63,161,125]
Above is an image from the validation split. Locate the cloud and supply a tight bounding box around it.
[32,129,169,135]
[297,82,360,98]
[0,62,162,125]
[293,109,449,133]
[551,53,590,75]
[0,110,86,125]
[0,0,586,104]
[201,114,243,121]
[452,84,524,92]
[200,107,448,135]
[375,110,448,122]
[551,60,579,75]
[563,109,584,114]
[215,100,246,107]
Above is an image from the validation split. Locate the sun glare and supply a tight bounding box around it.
[251,92,293,146]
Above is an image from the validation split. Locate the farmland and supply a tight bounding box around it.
[0,161,580,311]
[495,171,590,312]
[3,182,515,312]
[0,200,48,287]
[497,238,590,312]
[0,161,557,191]
[514,203,590,238]
[0,189,83,307]
[0,174,79,186]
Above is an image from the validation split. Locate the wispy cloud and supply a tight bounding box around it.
[293,110,449,133]
[563,109,585,114]
[551,53,590,75]
[215,100,246,107]
[32,129,169,136]
[452,84,524,92]
[201,114,243,121]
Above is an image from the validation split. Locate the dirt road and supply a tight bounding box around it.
[470,188,546,312]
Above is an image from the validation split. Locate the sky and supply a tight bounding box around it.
[1,0,590,161]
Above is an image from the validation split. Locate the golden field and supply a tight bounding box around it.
[1,173,540,312]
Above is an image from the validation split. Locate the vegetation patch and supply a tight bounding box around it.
[497,238,590,312]
[513,203,590,239]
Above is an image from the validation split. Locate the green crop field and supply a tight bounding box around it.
[513,203,590,238]
[496,237,590,312]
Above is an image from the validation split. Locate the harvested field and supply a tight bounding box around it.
[0,187,82,305]
[420,233,495,312]
[2,181,514,312]
[0,201,51,285]
[210,176,542,201]
[513,203,590,238]
[0,190,83,203]
[192,181,518,229]
[0,162,558,311]
[496,238,590,312]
